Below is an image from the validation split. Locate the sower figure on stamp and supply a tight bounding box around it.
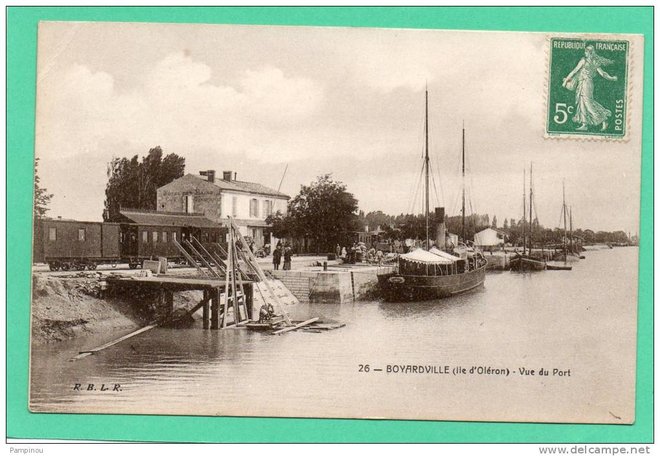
[563,45,618,131]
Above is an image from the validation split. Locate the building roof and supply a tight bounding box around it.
[192,174,289,199]
[476,227,506,236]
[119,209,220,228]
[217,218,271,228]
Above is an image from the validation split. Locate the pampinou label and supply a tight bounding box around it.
[546,37,629,140]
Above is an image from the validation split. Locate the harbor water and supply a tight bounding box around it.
[30,247,638,423]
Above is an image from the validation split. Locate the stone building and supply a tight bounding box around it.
[156,170,289,248]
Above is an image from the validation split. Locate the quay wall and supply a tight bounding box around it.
[272,266,395,304]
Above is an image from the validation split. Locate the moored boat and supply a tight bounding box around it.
[510,163,546,272]
[378,247,487,301]
[510,254,546,271]
[546,261,572,271]
[377,89,487,302]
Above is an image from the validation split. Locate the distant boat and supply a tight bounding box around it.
[546,261,572,271]
[552,181,580,264]
[510,163,546,272]
[377,90,487,302]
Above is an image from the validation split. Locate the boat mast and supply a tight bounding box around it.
[461,123,466,244]
[562,180,568,258]
[529,163,533,256]
[522,168,526,256]
[425,88,430,250]
[569,206,573,253]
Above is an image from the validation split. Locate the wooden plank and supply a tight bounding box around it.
[229,218,292,325]
[185,240,222,279]
[70,323,158,361]
[172,239,210,278]
[272,317,319,335]
[191,237,226,275]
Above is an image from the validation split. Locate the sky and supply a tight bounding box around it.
[35,22,643,234]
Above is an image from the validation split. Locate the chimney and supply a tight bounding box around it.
[222,171,233,181]
[199,170,216,183]
[234,172,237,181]
[435,207,446,249]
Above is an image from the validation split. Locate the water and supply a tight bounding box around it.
[30,248,638,423]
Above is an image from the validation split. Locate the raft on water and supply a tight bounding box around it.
[244,317,344,335]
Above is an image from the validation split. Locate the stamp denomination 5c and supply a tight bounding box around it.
[546,37,630,140]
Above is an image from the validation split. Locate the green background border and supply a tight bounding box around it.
[7,6,653,443]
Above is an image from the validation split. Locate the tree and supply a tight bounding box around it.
[104,146,185,221]
[491,215,498,229]
[34,158,53,218]
[503,218,509,230]
[281,174,359,253]
[266,211,295,240]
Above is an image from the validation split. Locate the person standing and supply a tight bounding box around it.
[272,245,282,270]
[283,245,293,271]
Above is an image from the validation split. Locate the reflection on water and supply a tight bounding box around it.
[30,248,639,423]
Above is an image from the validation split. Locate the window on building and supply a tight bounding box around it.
[185,195,194,214]
[153,231,158,243]
[250,198,259,217]
[172,232,177,242]
[162,231,168,243]
[232,196,238,217]
[78,228,86,241]
[263,200,272,218]
[48,227,57,241]
[142,231,148,243]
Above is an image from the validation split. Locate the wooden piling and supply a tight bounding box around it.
[202,290,210,330]
[245,283,254,320]
[211,288,220,330]
[165,290,174,318]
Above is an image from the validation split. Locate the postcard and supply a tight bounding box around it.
[29,21,643,424]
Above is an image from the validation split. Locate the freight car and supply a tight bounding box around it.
[33,209,227,271]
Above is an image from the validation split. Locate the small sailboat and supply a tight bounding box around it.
[552,182,580,264]
[378,90,487,302]
[510,164,546,271]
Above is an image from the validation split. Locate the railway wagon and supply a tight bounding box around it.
[34,210,227,271]
[118,209,226,269]
[34,219,121,270]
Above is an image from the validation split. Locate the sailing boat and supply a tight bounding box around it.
[510,163,546,271]
[377,90,487,302]
[552,182,580,263]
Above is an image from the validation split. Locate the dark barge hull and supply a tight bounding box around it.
[377,266,486,302]
[510,256,546,271]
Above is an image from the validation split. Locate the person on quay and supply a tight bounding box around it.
[272,245,282,270]
[283,245,293,270]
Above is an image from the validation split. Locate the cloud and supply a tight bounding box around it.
[36,52,324,162]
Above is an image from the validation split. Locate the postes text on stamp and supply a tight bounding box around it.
[546,37,629,140]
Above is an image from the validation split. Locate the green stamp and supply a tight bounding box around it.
[546,37,630,139]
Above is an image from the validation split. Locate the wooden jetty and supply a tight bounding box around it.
[71,217,338,361]
[106,275,254,330]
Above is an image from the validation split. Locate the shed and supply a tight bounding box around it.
[474,228,505,247]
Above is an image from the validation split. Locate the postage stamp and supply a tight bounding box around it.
[546,37,630,140]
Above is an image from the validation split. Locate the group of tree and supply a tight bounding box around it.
[33,158,53,220]
[354,210,492,242]
[103,146,185,221]
[33,150,633,251]
[266,174,359,253]
[353,208,632,247]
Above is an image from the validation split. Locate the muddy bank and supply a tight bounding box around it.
[31,273,203,344]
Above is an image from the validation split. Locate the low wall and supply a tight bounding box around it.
[272,266,395,304]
